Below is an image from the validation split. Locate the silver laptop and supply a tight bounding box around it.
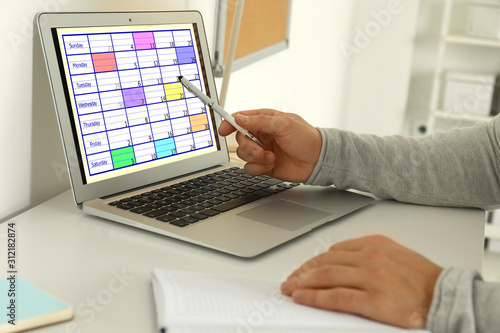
[37,11,374,257]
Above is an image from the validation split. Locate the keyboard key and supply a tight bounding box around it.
[198,209,220,217]
[264,179,284,186]
[190,213,209,220]
[144,209,168,218]
[170,220,190,227]
[130,206,154,214]
[117,204,134,210]
[156,215,176,223]
[212,194,261,212]
[169,211,186,218]
[180,216,199,224]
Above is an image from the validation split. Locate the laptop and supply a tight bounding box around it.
[37,11,374,257]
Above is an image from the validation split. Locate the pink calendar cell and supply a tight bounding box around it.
[133,32,155,50]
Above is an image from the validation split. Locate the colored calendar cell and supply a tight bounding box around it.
[176,47,195,65]
[122,87,145,108]
[133,32,155,50]
[111,146,135,168]
[155,138,176,158]
[164,82,184,101]
[92,52,117,73]
[189,114,209,133]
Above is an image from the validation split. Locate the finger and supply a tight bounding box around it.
[284,251,382,291]
[234,112,292,136]
[234,131,275,163]
[291,287,371,316]
[218,119,237,136]
[286,250,362,281]
[282,265,368,296]
[329,234,398,253]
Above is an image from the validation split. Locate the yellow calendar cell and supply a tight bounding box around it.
[164,82,184,101]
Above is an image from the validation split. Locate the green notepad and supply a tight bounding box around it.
[0,277,72,332]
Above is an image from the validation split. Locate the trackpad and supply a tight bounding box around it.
[237,199,331,231]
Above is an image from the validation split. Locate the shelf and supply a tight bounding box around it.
[486,224,500,240]
[444,34,500,48]
[434,110,494,123]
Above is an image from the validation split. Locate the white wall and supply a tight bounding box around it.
[0,0,215,223]
[222,0,420,140]
[339,0,421,135]
[0,0,420,222]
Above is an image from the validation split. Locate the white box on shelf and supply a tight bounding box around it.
[487,209,500,253]
[467,0,500,39]
[442,71,496,116]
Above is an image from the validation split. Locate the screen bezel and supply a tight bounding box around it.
[37,11,229,205]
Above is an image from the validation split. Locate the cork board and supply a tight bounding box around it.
[213,0,290,76]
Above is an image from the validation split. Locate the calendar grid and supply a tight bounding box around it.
[61,27,215,179]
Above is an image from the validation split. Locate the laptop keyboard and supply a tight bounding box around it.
[109,167,299,228]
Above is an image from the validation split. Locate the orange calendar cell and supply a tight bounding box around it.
[189,114,209,133]
[92,52,117,73]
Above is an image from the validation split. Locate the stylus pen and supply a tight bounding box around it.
[177,76,263,146]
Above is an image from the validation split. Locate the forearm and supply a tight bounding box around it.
[306,117,500,210]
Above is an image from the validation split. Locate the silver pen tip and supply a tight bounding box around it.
[246,133,263,146]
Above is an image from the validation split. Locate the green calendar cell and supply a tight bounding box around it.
[111,146,135,169]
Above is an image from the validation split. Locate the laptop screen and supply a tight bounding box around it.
[53,23,219,185]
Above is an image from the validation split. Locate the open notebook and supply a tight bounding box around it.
[37,11,374,257]
[151,269,430,332]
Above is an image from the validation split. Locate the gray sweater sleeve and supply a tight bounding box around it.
[305,116,500,332]
[306,116,500,210]
[425,268,500,333]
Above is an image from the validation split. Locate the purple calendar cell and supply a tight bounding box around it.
[175,47,195,65]
[122,87,145,108]
[133,32,155,50]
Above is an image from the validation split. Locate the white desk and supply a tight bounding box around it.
[0,190,485,332]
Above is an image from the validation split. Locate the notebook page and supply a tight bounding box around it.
[151,269,427,332]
